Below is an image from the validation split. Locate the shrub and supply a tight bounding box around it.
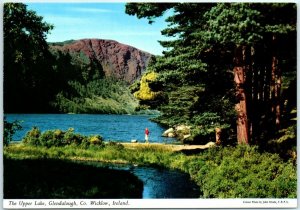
[22,127,104,148]
[134,71,163,101]
[89,135,103,145]
[107,141,124,150]
[22,127,41,146]
[195,145,297,198]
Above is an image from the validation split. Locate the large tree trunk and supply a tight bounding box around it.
[234,45,249,144]
[271,35,281,130]
[251,45,263,144]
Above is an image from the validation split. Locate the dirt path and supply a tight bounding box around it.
[121,141,216,152]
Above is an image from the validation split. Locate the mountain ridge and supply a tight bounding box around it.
[50,38,153,83]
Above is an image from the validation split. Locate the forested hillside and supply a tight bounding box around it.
[126,3,296,153]
[4,4,150,114]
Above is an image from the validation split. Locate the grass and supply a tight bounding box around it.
[4,142,297,198]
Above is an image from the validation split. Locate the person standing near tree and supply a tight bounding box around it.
[145,128,150,144]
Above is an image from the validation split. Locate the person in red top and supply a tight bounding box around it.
[145,128,150,144]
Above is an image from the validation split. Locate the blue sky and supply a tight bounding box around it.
[27,3,172,55]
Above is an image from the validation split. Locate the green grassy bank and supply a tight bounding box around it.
[4,142,296,198]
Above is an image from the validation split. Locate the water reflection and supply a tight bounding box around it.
[91,162,200,198]
[132,167,199,198]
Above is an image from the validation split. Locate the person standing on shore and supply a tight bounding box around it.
[145,128,150,144]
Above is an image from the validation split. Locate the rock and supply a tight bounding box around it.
[204,142,216,148]
[162,128,175,137]
[168,132,176,138]
[183,134,191,140]
[50,39,153,83]
[175,125,191,141]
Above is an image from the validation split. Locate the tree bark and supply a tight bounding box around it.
[215,127,222,145]
[234,45,249,144]
[272,35,281,129]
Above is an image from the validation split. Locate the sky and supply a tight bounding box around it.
[26,3,172,55]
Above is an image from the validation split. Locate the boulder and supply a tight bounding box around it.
[162,128,175,137]
[183,134,191,140]
[168,132,176,138]
[175,125,191,141]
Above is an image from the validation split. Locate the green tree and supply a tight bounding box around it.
[4,118,22,146]
[202,3,296,144]
[126,3,296,146]
[126,3,235,142]
[4,3,54,112]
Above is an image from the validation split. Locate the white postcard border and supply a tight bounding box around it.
[3,198,298,209]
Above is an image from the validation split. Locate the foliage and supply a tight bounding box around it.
[189,112,231,144]
[125,3,296,145]
[48,47,139,114]
[267,119,297,161]
[52,78,138,114]
[193,145,297,198]
[4,158,143,198]
[155,85,205,126]
[4,3,55,113]
[3,118,22,146]
[202,3,263,45]
[5,143,296,198]
[126,3,236,143]
[48,39,76,46]
[133,71,165,107]
[22,127,104,148]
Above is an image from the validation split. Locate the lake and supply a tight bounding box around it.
[5,114,176,143]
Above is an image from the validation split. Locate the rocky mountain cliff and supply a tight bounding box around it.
[50,39,153,83]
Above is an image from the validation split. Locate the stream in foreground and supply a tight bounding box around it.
[87,162,200,198]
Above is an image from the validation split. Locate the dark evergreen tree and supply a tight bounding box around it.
[126,3,296,146]
[4,3,54,112]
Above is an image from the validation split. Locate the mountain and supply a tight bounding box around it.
[50,39,153,83]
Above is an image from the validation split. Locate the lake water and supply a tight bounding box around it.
[5,114,176,143]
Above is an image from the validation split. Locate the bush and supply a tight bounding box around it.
[195,145,297,198]
[22,127,41,146]
[134,71,164,101]
[22,127,103,148]
[107,141,124,150]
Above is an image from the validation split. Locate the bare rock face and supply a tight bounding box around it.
[51,39,153,83]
